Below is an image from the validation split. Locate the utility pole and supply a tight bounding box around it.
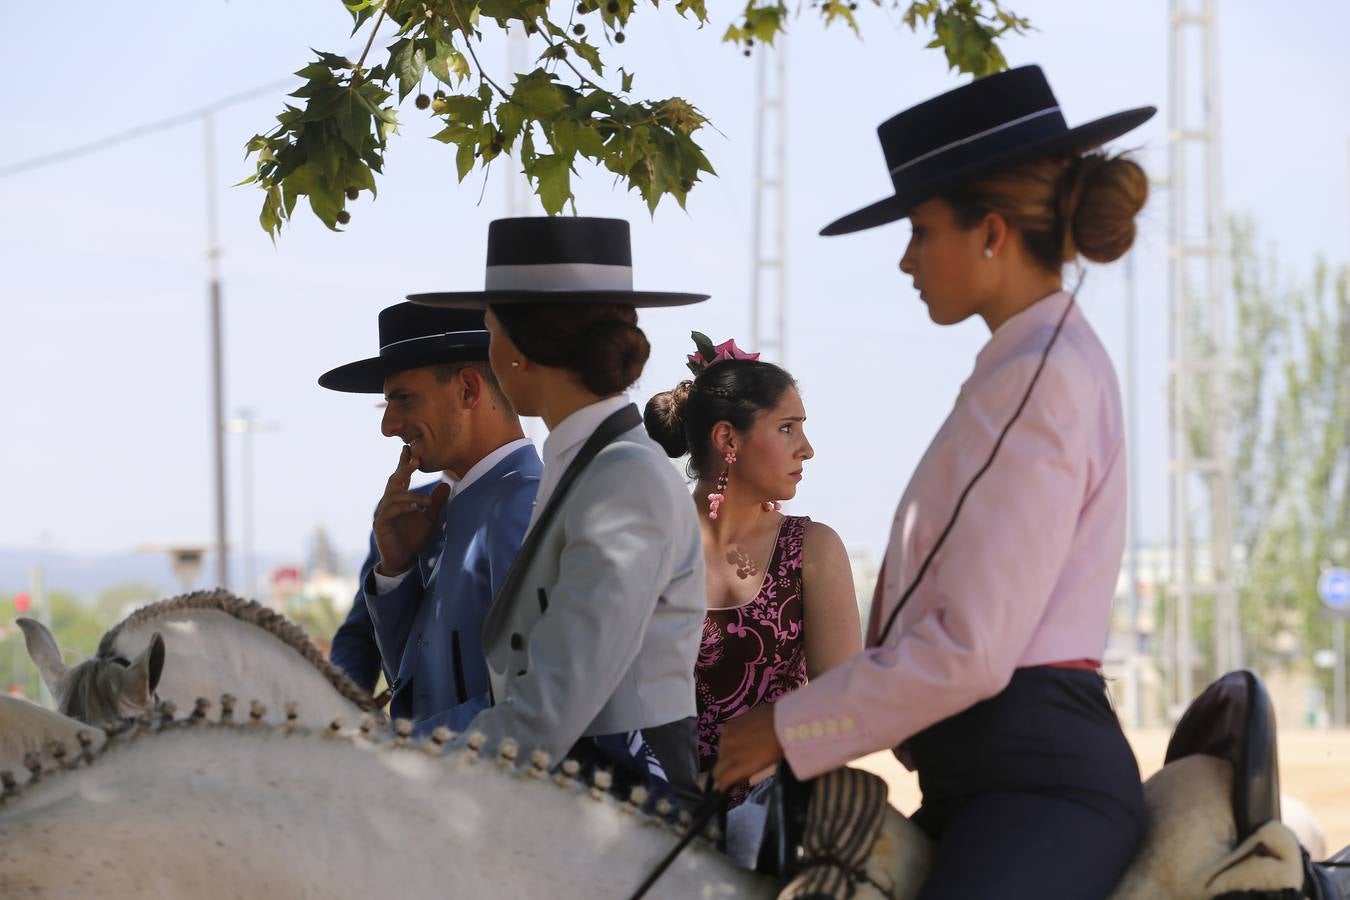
[1167,0,1237,711]
[749,40,788,365]
[29,563,51,706]
[1124,250,1143,727]
[227,409,279,597]
[205,114,229,590]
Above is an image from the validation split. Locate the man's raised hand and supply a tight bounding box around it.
[372,445,450,576]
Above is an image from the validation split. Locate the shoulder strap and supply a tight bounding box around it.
[491,403,642,610]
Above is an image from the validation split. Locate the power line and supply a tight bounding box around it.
[0,80,293,180]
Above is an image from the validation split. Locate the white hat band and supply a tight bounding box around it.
[484,262,634,292]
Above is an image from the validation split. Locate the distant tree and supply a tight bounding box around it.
[94,582,163,623]
[244,0,1030,234]
[1214,220,1350,685]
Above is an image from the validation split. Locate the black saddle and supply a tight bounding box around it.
[1164,668,1281,842]
[1167,669,1349,900]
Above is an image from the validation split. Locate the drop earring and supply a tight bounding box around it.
[708,452,734,520]
[762,500,782,512]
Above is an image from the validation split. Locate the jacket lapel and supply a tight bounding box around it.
[482,404,641,644]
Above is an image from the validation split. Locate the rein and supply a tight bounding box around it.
[625,789,728,900]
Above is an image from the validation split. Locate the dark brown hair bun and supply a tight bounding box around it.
[943,150,1149,271]
[1059,153,1149,264]
[643,381,694,458]
[490,302,650,395]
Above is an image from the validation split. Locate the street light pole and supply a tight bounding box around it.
[205,114,229,590]
[227,409,278,597]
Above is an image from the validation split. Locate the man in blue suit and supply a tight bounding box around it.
[320,304,541,732]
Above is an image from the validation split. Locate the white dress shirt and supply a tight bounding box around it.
[527,393,633,529]
[373,437,537,592]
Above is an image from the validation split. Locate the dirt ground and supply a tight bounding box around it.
[853,728,1350,854]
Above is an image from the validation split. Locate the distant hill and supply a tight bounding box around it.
[0,546,364,601]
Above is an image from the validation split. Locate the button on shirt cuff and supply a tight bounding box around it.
[773,688,862,780]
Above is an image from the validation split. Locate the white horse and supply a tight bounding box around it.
[0,696,1327,900]
[17,590,378,730]
[0,705,930,899]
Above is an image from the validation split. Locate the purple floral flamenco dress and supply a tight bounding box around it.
[696,515,809,806]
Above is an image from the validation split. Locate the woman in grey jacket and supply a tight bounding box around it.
[411,215,710,797]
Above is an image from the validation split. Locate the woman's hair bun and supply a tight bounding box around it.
[642,381,694,458]
[570,316,651,395]
[1061,152,1149,264]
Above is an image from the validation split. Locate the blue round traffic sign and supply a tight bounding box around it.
[1319,567,1350,611]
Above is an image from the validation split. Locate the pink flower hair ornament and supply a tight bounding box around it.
[685,332,761,377]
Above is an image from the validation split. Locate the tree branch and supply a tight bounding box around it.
[447,0,510,98]
[355,3,391,78]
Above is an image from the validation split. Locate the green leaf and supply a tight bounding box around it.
[512,71,567,119]
[691,331,716,362]
[260,186,282,237]
[431,121,476,144]
[428,41,471,85]
[439,94,486,121]
[496,101,527,148]
[568,38,604,76]
[294,62,336,81]
[388,38,427,100]
[552,117,606,160]
[456,142,477,181]
[334,91,369,151]
[531,154,573,214]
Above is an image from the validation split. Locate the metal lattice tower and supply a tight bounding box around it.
[506,28,532,219]
[1167,0,1240,711]
[749,41,788,365]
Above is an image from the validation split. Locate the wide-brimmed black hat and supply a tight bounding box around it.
[409,217,708,309]
[318,303,489,393]
[821,65,1156,236]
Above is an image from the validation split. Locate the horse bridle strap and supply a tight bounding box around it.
[625,789,728,900]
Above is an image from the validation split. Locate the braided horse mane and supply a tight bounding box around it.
[98,589,380,713]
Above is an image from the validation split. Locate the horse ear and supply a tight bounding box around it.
[122,632,166,705]
[16,617,68,701]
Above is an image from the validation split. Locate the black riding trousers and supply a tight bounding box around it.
[907,668,1146,900]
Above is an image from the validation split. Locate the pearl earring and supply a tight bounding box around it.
[982,247,994,260]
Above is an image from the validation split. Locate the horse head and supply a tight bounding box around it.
[16,617,165,728]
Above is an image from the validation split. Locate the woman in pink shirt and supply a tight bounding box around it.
[715,66,1155,898]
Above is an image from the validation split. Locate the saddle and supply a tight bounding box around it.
[1117,669,1339,900]
[1164,669,1281,843]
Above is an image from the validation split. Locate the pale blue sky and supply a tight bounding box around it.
[1,1,1346,585]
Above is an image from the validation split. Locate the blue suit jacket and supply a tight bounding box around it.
[330,480,445,693]
[364,444,541,733]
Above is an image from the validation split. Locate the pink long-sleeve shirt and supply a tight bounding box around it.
[774,291,1126,779]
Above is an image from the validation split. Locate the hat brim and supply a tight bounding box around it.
[820,106,1156,236]
[408,290,709,310]
[319,343,489,394]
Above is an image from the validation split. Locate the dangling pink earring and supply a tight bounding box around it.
[708,452,735,520]
[762,500,781,512]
